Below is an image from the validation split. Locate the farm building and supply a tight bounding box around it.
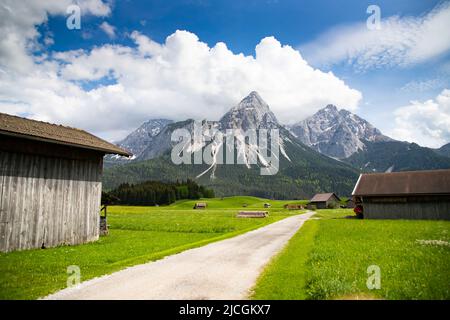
[194,202,207,209]
[309,193,340,209]
[0,113,131,252]
[352,170,450,220]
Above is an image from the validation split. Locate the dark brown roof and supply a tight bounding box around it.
[0,112,131,156]
[352,170,450,196]
[310,193,340,202]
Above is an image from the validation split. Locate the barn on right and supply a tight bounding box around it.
[352,169,450,220]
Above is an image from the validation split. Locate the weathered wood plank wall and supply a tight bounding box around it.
[0,151,102,252]
[363,201,450,220]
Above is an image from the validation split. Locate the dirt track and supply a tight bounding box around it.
[45,211,314,300]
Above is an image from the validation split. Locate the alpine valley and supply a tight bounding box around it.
[103,92,450,198]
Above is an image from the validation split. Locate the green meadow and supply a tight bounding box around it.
[1,200,448,300]
[251,209,450,300]
[0,196,304,300]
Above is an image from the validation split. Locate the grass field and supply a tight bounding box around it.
[0,196,304,300]
[252,209,450,300]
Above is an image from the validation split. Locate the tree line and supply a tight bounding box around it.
[102,179,215,206]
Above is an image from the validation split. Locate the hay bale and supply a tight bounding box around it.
[237,211,268,218]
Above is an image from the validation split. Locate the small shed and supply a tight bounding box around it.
[309,193,340,209]
[0,113,131,252]
[352,170,450,220]
[194,202,207,209]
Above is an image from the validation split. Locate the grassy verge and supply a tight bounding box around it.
[251,220,318,299]
[252,209,450,300]
[0,196,303,299]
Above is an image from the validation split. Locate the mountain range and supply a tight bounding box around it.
[289,104,392,159]
[435,143,450,158]
[289,104,450,172]
[103,92,450,198]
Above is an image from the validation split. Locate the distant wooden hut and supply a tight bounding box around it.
[309,193,340,209]
[194,202,207,209]
[352,170,450,220]
[0,112,131,252]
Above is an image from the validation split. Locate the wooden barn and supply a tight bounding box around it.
[309,193,340,209]
[352,170,450,220]
[0,113,131,252]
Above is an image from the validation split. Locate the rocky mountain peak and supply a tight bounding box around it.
[238,91,267,108]
[220,91,279,130]
[115,118,173,158]
[290,104,391,159]
[322,104,339,113]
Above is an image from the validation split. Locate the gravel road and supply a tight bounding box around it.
[45,211,314,300]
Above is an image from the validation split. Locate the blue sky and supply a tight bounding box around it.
[1,0,449,147]
[48,1,437,53]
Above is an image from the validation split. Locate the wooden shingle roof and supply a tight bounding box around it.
[352,170,450,196]
[0,112,131,156]
[310,193,340,202]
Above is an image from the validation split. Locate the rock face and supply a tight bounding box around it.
[219,91,280,130]
[131,92,292,167]
[289,104,391,159]
[116,119,173,158]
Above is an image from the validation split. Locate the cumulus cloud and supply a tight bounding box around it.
[300,2,450,71]
[0,0,110,73]
[390,89,450,148]
[99,21,116,38]
[0,2,361,141]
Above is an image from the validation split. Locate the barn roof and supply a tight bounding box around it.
[352,170,450,196]
[310,193,340,202]
[0,112,131,156]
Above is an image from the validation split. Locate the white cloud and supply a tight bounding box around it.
[0,2,361,142]
[301,2,450,71]
[0,0,110,73]
[99,21,116,38]
[399,78,449,93]
[390,89,450,148]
